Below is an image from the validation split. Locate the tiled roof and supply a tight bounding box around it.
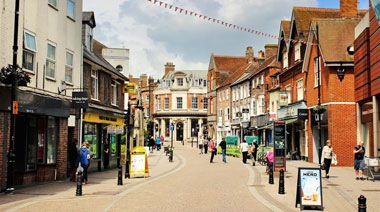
[83,47,128,80]
[93,39,107,56]
[312,18,361,62]
[281,20,291,38]
[219,63,253,88]
[213,56,247,73]
[292,7,367,41]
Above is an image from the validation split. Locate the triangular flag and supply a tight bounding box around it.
[175,7,178,11]
[194,13,197,16]
[159,2,163,6]
[154,0,157,4]
[244,28,247,31]
[208,17,211,21]
[217,20,219,23]
[185,10,187,15]
[190,12,193,15]
[204,16,207,19]
[221,21,224,25]
[169,5,173,9]
[180,9,183,13]
[165,3,167,8]
[213,19,215,22]
[199,15,202,18]
[229,24,232,27]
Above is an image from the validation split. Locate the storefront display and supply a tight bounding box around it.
[83,123,98,158]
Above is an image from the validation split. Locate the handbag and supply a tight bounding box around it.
[320,164,325,170]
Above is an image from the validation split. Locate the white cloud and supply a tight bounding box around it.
[83,0,317,79]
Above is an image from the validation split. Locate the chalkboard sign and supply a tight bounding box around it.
[296,167,324,211]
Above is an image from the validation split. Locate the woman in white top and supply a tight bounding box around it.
[199,136,204,154]
[321,140,333,178]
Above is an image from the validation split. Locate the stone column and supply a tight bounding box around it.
[161,119,165,139]
[184,118,188,143]
[373,96,379,157]
[291,123,296,152]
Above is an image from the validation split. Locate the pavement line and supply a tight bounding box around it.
[245,164,285,212]
[102,152,187,212]
[324,178,357,209]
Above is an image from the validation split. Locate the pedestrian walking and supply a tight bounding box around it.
[353,141,365,180]
[250,139,259,166]
[220,137,227,163]
[210,140,216,163]
[103,138,110,170]
[199,136,204,154]
[321,140,333,178]
[240,139,249,164]
[156,136,161,151]
[79,142,93,185]
[149,136,155,152]
[160,135,164,147]
[204,136,208,154]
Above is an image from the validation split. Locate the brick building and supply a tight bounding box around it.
[353,1,380,159]
[153,62,207,144]
[82,12,128,171]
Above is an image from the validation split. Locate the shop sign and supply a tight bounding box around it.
[279,91,289,106]
[310,108,328,127]
[278,101,307,119]
[296,168,323,211]
[123,83,136,94]
[72,92,89,108]
[84,112,125,126]
[107,125,124,134]
[298,109,309,120]
[269,112,276,120]
[361,101,373,123]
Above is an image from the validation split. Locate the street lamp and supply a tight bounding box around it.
[337,65,345,82]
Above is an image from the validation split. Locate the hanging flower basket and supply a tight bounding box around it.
[313,105,326,114]
[0,65,31,86]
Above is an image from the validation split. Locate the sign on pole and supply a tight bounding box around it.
[296,167,324,211]
[123,83,136,94]
[72,92,89,108]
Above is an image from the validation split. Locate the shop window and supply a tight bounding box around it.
[110,134,117,157]
[46,117,58,164]
[26,117,38,171]
[83,123,99,158]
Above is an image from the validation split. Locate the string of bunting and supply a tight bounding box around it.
[145,0,315,45]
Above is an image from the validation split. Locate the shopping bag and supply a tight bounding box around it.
[332,153,338,165]
[76,162,84,174]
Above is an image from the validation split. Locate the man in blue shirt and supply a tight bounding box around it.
[156,136,161,151]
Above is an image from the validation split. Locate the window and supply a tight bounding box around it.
[314,57,321,87]
[146,108,150,117]
[283,51,288,69]
[46,43,56,79]
[252,79,255,89]
[67,0,75,19]
[256,78,259,88]
[261,75,264,85]
[195,80,198,87]
[86,26,93,51]
[203,80,207,87]
[48,0,57,7]
[251,99,255,116]
[65,51,73,83]
[297,79,303,101]
[166,80,170,87]
[23,31,37,72]
[158,98,161,110]
[176,97,182,109]
[147,95,150,102]
[240,86,243,100]
[192,97,198,109]
[203,97,208,109]
[84,123,98,158]
[285,84,291,103]
[91,70,98,100]
[164,98,169,109]
[295,43,301,61]
[225,107,230,121]
[46,117,58,164]
[258,95,265,114]
[177,78,183,86]
[219,93,221,102]
[111,80,117,105]
[226,89,229,100]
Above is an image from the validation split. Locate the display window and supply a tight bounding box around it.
[84,123,99,158]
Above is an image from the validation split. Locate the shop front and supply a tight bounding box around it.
[309,108,328,164]
[0,89,72,186]
[83,109,124,172]
[278,101,307,160]
[251,114,270,145]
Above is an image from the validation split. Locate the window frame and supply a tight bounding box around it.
[297,78,304,101]
[283,51,288,69]
[314,57,321,88]
[164,98,169,110]
[22,31,37,73]
[176,97,183,109]
[91,69,99,100]
[285,84,292,103]
[192,97,198,109]
[48,0,58,8]
[65,50,74,84]
[111,79,117,106]
[46,42,57,80]
[177,78,183,86]
[203,97,208,110]
[67,0,75,20]
[295,43,301,62]
[158,98,161,110]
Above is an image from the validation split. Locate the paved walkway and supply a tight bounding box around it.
[1,143,379,211]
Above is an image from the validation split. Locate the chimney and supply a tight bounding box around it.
[258,50,265,59]
[164,62,175,76]
[340,0,358,18]
[140,74,147,87]
[246,46,254,63]
[264,44,278,59]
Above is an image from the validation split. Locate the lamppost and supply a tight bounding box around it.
[6,0,20,194]
[316,23,323,166]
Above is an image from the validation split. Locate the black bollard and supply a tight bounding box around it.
[358,195,366,212]
[168,148,173,162]
[279,169,285,194]
[117,165,123,185]
[269,164,274,184]
[76,171,83,196]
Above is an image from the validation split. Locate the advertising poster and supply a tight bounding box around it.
[131,154,145,174]
[296,168,323,210]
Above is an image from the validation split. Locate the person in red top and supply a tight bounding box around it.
[265,151,274,173]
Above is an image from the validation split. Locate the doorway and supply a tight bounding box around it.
[102,129,110,170]
[176,122,183,141]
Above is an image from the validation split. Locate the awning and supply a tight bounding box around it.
[285,118,298,125]
[258,123,273,130]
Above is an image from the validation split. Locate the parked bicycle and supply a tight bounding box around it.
[257,152,267,166]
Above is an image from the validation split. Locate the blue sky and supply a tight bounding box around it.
[84,0,370,78]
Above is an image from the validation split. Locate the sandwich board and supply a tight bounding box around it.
[130,146,149,178]
[295,167,324,211]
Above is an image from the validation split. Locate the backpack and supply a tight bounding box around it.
[79,148,90,165]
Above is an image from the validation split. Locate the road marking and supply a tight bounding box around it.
[245,164,289,212]
[102,152,187,212]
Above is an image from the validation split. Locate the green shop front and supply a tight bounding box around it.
[82,109,124,172]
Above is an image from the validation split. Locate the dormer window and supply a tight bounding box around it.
[295,43,301,62]
[283,51,288,69]
[177,78,183,86]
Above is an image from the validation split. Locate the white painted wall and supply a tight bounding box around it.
[0,0,83,97]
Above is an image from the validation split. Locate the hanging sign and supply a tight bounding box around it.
[72,92,89,108]
[130,146,149,178]
[296,167,324,211]
[123,83,136,94]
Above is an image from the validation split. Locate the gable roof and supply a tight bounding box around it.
[219,63,252,88]
[83,47,128,81]
[82,11,96,28]
[277,20,291,61]
[213,56,247,73]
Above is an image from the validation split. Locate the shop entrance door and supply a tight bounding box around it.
[176,122,183,141]
[102,130,110,170]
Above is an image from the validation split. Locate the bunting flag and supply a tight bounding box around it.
[145,0,316,45]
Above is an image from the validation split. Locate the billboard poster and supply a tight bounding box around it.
[296,168,324,210]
